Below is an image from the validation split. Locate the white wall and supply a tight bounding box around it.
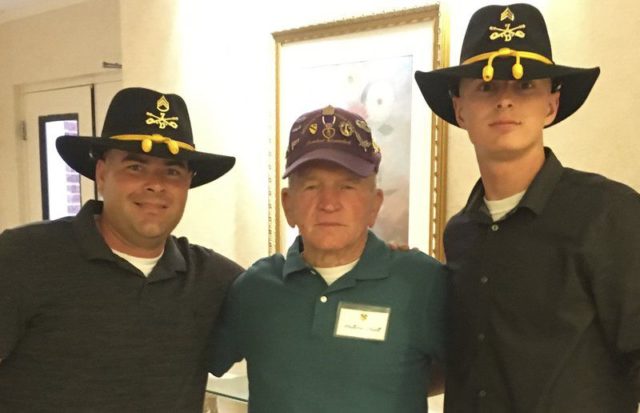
[3,0,639,266]
[120,0,640,266]
[0,0,121,229]
[544,0,640,191]
[119,0,431,267]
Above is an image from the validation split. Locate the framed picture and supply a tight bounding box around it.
[270,5,449,259]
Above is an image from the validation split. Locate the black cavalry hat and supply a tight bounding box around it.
[414,3,600,127]
[56,87,235,188]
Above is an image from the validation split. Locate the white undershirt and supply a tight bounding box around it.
[484,190,526,222]
[314,259,359,285]
[112,249,163,277]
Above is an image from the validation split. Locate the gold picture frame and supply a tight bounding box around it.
[270,5,449,260]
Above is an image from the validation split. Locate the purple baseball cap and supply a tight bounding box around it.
[282,105,382,178]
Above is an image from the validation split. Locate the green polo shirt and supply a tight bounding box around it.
[209,231,447,413]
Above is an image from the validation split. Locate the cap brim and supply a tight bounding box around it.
[56,136,235,188]
[415,60,600,127]
[282,148,377,179]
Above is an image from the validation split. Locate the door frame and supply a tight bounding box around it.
[17,73,121,223]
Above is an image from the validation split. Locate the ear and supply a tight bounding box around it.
[367,188,384,227]
[452,96,466,128]
[281,188,297,228]
[94,159,106,194]
[544,90,561,126]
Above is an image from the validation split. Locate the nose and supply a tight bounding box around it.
[144,170,166,192]
[496,82,515,109]
[317,187,341,212]
[496,93,514,109]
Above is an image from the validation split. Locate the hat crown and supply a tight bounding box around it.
[460,3,552,63]
[283,106,381,177]
[55,87,237,188]
[414,3,600,128]
[101,87,195,148]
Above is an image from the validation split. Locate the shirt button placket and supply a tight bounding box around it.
[311,294,331,337]
[476,222,497,412]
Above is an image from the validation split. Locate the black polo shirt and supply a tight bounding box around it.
[0,200,243,412]
[443,148,640,413]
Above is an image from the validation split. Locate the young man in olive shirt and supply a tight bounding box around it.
[415,4,639,412]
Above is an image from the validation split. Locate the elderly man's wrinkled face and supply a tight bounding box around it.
[95,149,192,257]
[282,161,383,265]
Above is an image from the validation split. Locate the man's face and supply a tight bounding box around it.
[452,78,560,161]
[282,161,383,263]
[95,149,192,256]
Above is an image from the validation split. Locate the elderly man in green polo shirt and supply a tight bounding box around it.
[209,105,447,413]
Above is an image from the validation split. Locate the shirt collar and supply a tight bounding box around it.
[282,231,391,282]
[72,200,186,279]
[463,147,565,219]
[72,200,116,261]
[518,147,564,215]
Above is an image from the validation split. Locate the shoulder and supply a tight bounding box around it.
[557,168,639,215]
[0,218,77,288]
[171,235,244,279]
[384,247,447,287]
[561,168,637,197]
[390,246,442,268]
[219,254,286,310]
[233,254,285,287]
[365,233,446,278]
[0,217,74,250]
[247,253,286,272]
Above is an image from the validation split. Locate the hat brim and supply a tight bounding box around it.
[56,135,235,188]
[282,148,377,179]
[415,60,600,127]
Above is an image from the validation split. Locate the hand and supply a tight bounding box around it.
[387,241,411,251]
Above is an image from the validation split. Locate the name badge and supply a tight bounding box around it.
[334,301,391,342]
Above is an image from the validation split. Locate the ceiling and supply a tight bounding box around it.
[0,0,89,24]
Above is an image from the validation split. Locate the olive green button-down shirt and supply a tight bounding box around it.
[444,148,640,413]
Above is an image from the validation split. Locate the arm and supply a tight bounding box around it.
[631,354,640,403]
[422,258,449,397]
[585,189,640,401]
[0,230,27,362]
[427,361,445,396]
[206,278,244,377]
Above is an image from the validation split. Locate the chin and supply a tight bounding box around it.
[137,224,169,239]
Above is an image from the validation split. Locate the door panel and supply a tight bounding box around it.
[23,86,92,222]
[21,81,121,222]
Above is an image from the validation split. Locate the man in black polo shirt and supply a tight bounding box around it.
[415,4,639,412]
[0,88,243,412]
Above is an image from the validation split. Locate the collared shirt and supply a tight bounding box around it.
[0,200,243,412]
[209,231,447,413]
[444,148,640,413]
